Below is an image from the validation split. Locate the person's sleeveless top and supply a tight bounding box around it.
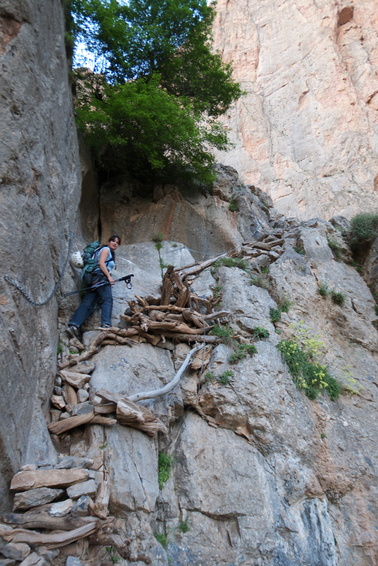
[93,246,115,273]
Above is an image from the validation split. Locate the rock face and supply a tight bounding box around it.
[211,0,378,220]
[96,164,272,259]
[0,0,81,509]
[56,188,378,565]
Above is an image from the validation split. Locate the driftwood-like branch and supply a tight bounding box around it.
[47,411,95,435]
[128,344,203,403]
[116,399,167,436]
[59,331,109,369]
[95,390,167,436]
[177,252,229,280]
[0,522,97,548]
[158,332,218,343]
[1,512,97,532]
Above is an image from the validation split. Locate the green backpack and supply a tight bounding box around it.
[81,241,102,284]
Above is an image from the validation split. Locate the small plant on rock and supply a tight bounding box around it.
[331,290,346,306]
[178,518,190,533]
[318,283,330,297]
[277,322,341,400]
[327,238,343,261]
[294,246,305,255]
[212,257,249,271]
[229,344,257,364]
[249,275,271,291]
[218,370,234,384]
[229,199,239,212]
[270,308,281,323]
[204,371,214,382]
[158,452,173,490]
[277,297,292,313]
[211,324,235,340]
[154,533,168,549]
[251,327,269,339]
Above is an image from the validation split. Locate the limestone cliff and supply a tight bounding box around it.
[1,1,378,565]
[211,0,378,220]
[0,0,82,508]
[44,180,378,565]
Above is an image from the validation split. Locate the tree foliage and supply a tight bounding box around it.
[69,0,243,184]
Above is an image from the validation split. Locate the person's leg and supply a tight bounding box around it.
[96,284,113,327]
[69,291,98,328]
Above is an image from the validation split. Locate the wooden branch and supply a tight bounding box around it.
[1,512,97,532]
[159,332,218,343]
[178,252,229,279]
[116,400,167,436]
[47,411,95,435]
[59,332,108,369]
[2,522,97,548]
[128,344,203,403]
[90,480,110,519]
[93,403,117,414]
[137,305,203,316]
[160,266,175,305]
[95,390,125,405]
[63,383,77,406]
[203,310,230,320]
[90,416,117,426]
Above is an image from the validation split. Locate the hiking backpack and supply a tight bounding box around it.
[81,241,103,284]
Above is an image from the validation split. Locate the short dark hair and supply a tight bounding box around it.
[108,235,121,244]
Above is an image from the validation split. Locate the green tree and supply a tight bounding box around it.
[69,0,243,184]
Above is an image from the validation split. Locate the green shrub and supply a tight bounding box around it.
[213,257,249,271]
[229,199,239,212]
[277,339,340,400]
[229,344,257,364]
[178,518,190,533]
[249,275,271,290]
[375,305,378,316]
[327,238,343,261]
[210,324,235,339]
[277,297,292,313]
[270,308,281,323]
[204,371,214,382]
[153,232,164,243]
[331,290,346,306]
[218,370,234,384]
[318,283,330,297]
[158,453,173,490]
[350,213,378,250]
[154,533,168,549]
[251,327,269,339]
[294,246,305,255]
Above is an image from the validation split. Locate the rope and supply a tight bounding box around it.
[4,232,75,307]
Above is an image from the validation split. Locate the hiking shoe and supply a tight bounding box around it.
[67,325,81,339]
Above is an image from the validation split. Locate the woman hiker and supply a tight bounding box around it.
[68,235,121,338]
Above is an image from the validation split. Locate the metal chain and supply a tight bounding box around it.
[4,232,75,307]
[4,225,264,307]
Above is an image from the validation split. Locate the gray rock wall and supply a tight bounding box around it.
[60,215,377,564]
[0,0,81,508]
